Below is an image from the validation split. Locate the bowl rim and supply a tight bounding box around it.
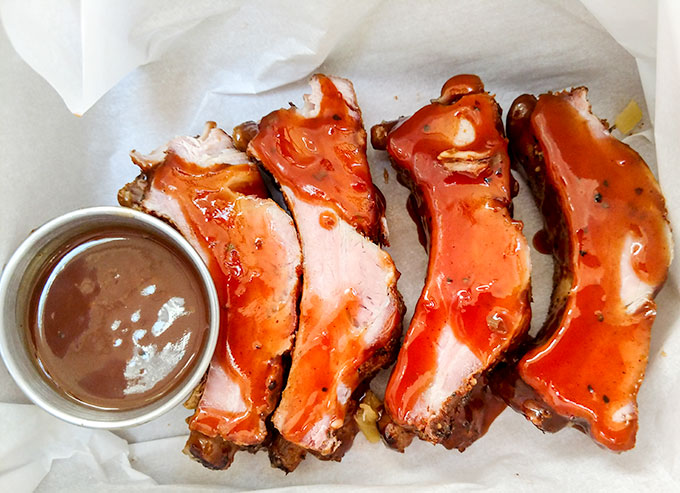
[0,206,220,429]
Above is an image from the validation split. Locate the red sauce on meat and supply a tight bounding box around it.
[248,75,381,238]
[272,290,363,441]
[149,154,297,445]
[249,75,402,454]
[384,76,530,421]
[517,92,672,451]
[438,74,485,103]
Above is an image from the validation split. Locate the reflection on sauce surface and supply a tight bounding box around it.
[513,90,672,450]
[27,227,210,410]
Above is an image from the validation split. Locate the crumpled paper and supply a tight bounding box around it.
[0,0,381,115]
[0,0,678,491]
[0,404,153,493]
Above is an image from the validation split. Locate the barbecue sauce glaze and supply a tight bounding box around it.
[145,153,299,445]
[246,75,402,454]
[381,75,531,425]
[247,74,383,240]
[508,90,672,451]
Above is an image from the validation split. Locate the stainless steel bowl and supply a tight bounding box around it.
[0,206,219,428]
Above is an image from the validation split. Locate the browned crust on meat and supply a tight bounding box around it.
[310,300,404,463]
[402,307,529,450]
[118,168,248,471]
[439,375,508,451]
[183,373,207,410]
[314,403,361,462]
[118,171,185,235]
[489,361,568,433]
[480,89,672,449]
[183,430,240,470]
[371,120,399,152]
[232,121,259,153]
[373,163,508,450]
[377,406,415,453]
[297,308,404,463]
[378,420,414,453]
[428,280,531,450]
[117,174,149,210]
[267,432,308,473]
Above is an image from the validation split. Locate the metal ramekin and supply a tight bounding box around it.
[0,206,219,428]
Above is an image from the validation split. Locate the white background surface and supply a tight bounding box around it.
[1,0,678,491]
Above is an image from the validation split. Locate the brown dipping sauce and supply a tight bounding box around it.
[27,226,210,411]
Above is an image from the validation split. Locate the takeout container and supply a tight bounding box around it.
[0,206,220,428]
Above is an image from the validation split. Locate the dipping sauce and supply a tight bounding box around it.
[26,226,210,411]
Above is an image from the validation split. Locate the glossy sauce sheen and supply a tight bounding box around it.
[28,227,209,410]
[517,92,672,450]
[147,154,299,445]
[248,75,381,238]
[248,75,402,454]
[384,79,530,423]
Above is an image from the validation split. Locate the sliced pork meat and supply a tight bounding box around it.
[118,122,302,469]
[372,75,531,451]
[503,89,673,451]
[241,74,404,463]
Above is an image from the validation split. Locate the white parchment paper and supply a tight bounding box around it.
[1,0,678,491]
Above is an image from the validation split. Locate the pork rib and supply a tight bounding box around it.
[372,75,531,450]
[118,122,302,468]
[242,74,404,463]
[503,89,673,451]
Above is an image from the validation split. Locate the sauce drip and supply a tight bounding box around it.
[147,153,299,445]
[383,76,531,423]
[532,229,552,255]
[517,91,672,450]
[27,227,210,410]
[319,210,338,230]
[405,193,429,250]
[248,74,381,238]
